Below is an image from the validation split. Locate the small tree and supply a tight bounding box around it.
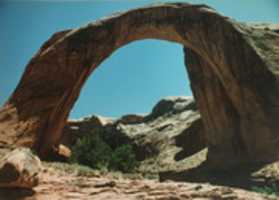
[70,132,138,173]
[109,144,138,173]
[70,133,112,170]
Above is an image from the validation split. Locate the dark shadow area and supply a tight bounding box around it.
[174,118,206,161]
[159,161,278,190]
[0,188,35,200]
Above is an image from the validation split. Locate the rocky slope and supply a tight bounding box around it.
[0,147,277,199]
[0,97,279,199]
[62,96,207,174]
[25,164,279,200]
[0,160,276,200]
[62,97,279,191]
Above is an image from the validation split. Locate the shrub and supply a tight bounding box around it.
[70,132,138,173]
[70,133,112,170]
[109,144,138,173]
[251,185,279,197]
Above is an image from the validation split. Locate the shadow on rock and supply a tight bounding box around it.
[174,118,206,161]
[159,161,278,190]
[0,188,36,200]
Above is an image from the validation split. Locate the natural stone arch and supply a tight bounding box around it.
[1,3,279,168]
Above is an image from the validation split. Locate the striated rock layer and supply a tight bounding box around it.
[31,167,276,200]
[2,162,275,200]
[0,3,279,168]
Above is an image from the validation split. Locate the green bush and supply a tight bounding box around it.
[251,185,279,197]
[70,133,112,170]
[109,144,138,173]
[70,133,138,173]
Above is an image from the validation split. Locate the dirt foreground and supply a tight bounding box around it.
[1,165,275,200]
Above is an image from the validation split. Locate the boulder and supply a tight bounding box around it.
[0,148,41,189]
[47,144,72,162]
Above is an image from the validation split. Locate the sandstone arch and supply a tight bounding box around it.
[1,3,279,168]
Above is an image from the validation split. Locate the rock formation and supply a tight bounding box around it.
[0,3,279,168]
[62,96,207,172]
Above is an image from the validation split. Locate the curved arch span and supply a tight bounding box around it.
[1,3,279,168]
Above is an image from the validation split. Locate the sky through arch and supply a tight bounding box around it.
[70,39,190,118]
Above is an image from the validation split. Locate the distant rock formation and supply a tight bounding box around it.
[0,3,279,168]
[62,96,206,171]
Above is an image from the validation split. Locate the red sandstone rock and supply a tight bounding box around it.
[0,3,279,168]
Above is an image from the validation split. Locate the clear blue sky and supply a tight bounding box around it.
[1,0,279,119]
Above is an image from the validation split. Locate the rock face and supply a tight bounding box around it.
[0,3,279,168]
[184,23,279,167]
[61,115,114,148]
[0,148,41,189]
[62,96,207,172]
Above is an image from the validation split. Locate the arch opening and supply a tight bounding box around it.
[69,39,192,119]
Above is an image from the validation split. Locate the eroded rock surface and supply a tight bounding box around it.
[0,148,41,189]
[33,172,274,200]
[0,3,279,168]
[3,163,272,200]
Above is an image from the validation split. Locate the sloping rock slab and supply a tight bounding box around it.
[29,166,276,200]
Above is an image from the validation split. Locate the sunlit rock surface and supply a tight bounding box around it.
[0,148,41,189]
